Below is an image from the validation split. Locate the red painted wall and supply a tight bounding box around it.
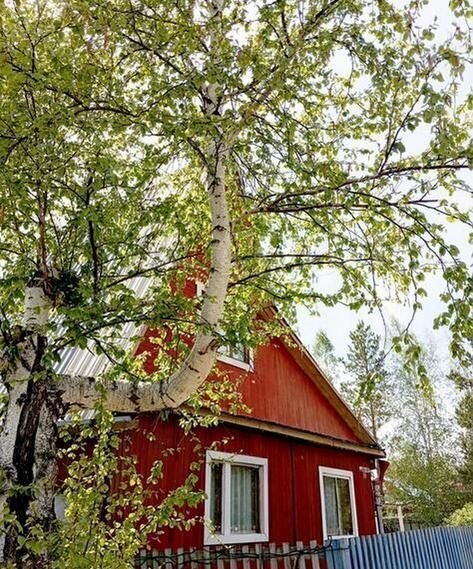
[119,414,377,550]
[129,283,377,549]
[235,338,359,442]
[137,332,361,445]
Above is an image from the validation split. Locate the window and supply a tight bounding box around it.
[319,467,358,539]
[54,495,67,521]
[217,344,253,371]
[204,450,268,545]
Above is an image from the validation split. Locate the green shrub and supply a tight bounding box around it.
[446,503,473,527]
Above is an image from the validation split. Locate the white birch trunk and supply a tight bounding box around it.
[0,354,33,561]
[60,0,231,414]
[0,286,52,563]
[1,2,232,563]
[60,127,230,412]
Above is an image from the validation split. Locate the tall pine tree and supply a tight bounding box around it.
[341,322,392,441]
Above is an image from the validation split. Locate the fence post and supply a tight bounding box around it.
[397,505,405,532]
[309,540,320,569]
[295,541,306,569]
[325,539,352,569]
[282,542,291,569]
[269,541,278,569]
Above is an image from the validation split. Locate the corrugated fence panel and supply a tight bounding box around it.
[326,526,473,569]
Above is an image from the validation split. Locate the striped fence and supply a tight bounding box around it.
[135,541,324,569]
[325,526,473,569]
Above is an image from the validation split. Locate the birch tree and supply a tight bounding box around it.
[1,0,473,565]
[386,336,464,526]
[312,330,341,383]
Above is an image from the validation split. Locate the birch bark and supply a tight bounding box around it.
[0,286,64,566]
[60,0,230,413]
[0,1,231,563]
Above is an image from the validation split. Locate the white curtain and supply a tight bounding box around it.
[231,465,260,533]
[324,476,340,535]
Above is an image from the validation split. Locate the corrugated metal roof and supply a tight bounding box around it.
[54,274,152,377]
[54,227,175,378]
[58,409,133,425]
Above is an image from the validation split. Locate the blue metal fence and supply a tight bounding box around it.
[326,526,473,569]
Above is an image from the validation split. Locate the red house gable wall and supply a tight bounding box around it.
[232,338,360,443]
[137,331,362,445]
[127,302,381,550]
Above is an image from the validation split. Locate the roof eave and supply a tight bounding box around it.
[261,305,383,450]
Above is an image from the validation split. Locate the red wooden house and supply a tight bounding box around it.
[120,312,384,551]
[58,284,386,553]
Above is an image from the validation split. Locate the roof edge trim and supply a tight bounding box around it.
[216,412,386,457]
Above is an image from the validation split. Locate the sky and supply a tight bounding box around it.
[297,218,471,359]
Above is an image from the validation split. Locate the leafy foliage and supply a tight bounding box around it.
[386,444,465,527]
[385,334,466,526]
[1,0,473,565]
[446,502,473,527]
[1,0,472,366]
[450,358,473,505]
[312,330,340,383]
[55,400,204,568]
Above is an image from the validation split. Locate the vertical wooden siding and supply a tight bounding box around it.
[121,415,377,551]
[136,332,362,445]
[235,339,360,443]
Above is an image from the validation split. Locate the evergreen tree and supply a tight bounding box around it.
[341,322,392,441]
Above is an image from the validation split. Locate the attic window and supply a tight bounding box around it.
[217,344,253,371]
[204,451,268,545]
[319,467,358,540]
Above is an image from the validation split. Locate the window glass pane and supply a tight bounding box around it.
[210,462,223,533]
[337,478,353,535]
[230,465,260,534]
[323,475,353,536]
[54,495,67,521]
[218,344,249,363]
[323,476,339,536]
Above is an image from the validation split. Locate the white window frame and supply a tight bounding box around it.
[319,466,359,540]
[204,450,269,545]
[216,349,254,372]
